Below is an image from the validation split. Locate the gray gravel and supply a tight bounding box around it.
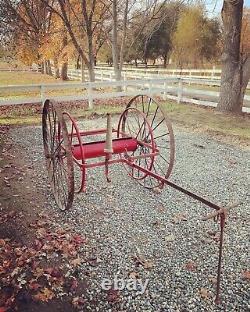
[10,116,250,311]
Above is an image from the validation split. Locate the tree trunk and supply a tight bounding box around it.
[119,0,129,75]
[60,62,68,80]
[53,58,60,78]
[81,56,85,82]
[163,54,168,68]
[41,62,45,74]
[217,0,244,113]
[111,0,121,82]
[87,34,95,82]
[76,54,80,69]
[239,57,250,108]
[46,60,53,76]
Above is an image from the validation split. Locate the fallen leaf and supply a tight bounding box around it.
[208,276,217,285]
[199,288,210,300]
[133,255,154,270]
[107,289,120,303]
[72,296,86,307]
[128,271,139,279]
[29,280,42,291]
[172,213,188,223]
[33,288,55,302]
[0,239,6,246]
[155,205,165,213]
[73,235,86,245]
[165,234,175,242]
[71,257,82,267]
[185,261,197,272]
[70,279,78,292]
[241,271,250,280]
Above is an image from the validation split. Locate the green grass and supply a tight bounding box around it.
[184,83,250,96]
[161,102,250,141]
[0,101,249,145]
[0,71,59,85]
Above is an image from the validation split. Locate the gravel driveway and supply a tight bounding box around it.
[10,116,250,311]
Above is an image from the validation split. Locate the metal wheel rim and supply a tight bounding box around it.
[42,99,74,210]
[125,95,175,189]
[118,107,156,181]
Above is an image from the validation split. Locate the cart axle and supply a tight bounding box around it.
[72,137,138,160]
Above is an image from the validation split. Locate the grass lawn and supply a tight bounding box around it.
[184,83,250,96]
[0,100,249,146]
[0,71,60,85]
[0,71,80,99]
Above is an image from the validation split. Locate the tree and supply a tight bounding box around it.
[171,5,221,68]
[42,0,110,81]
[0,0,55,75]
[217,1,250,113]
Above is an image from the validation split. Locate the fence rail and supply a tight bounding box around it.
[0,77,249,113]
[66,67,250,90]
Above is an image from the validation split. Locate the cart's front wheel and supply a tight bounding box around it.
[42,99,74,210]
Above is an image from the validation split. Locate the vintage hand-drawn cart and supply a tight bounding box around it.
[42,95,238,303]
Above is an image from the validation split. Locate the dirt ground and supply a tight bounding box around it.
[0,125,88,311]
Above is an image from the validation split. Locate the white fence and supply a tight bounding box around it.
[0,77,249,113]
[67,66,250,89]
[67,66,222,82]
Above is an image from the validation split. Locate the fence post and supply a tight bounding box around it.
[109,72,113,81]
[87,83,93,109]
[177,78,183,104]
[101,69,103,81]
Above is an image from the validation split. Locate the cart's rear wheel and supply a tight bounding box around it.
[42,99,74,210]
[123,95,175,189]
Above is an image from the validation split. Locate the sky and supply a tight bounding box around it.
[205,0,250,17]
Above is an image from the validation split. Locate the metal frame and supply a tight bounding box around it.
[42,95,239,304]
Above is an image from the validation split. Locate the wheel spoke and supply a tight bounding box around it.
[42,100,74,210]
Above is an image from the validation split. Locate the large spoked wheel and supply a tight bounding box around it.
[118,107,156,183]
[62,112,86,193]
[123,95,175,189]
[42,99,74,210]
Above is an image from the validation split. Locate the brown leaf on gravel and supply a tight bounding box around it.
[33,287,55,302]
[199,288,211,300]
[72,296,87,308]
[241,271,250,280]
[28,280,42,291]
[70,279,78,292]
[44,267,62,278]
[71,257,82,267]
[128,271,139,279]
[32,267,44,279]
[155,205,165,213]
[172,213,188,223]
[133,255,154,270]
[185,261,197,272]
[72,234,86,245]
[107,289,120,303]
[208,276,217,285]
